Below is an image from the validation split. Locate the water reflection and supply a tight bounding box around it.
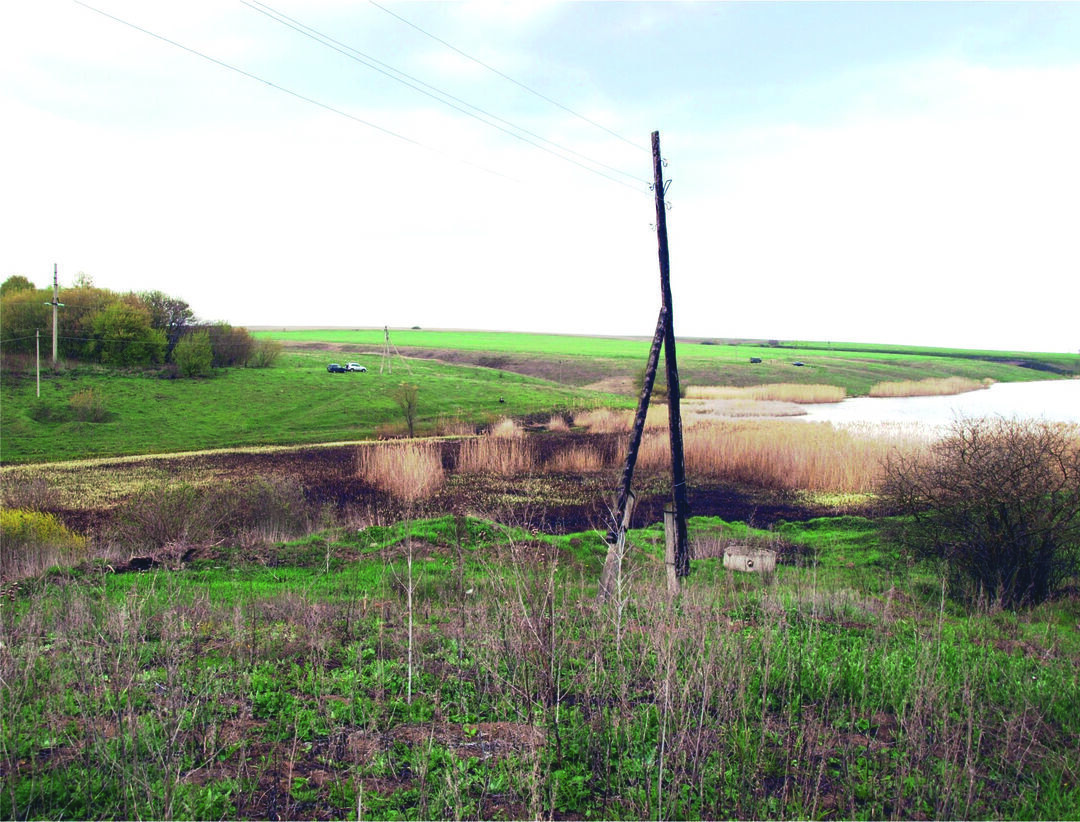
[798,379,1080,429]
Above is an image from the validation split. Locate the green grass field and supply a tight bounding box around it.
[4,329,1074,465]
[257,328,1078,393]
[0,349,613,465]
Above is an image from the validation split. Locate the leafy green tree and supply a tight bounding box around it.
[139,290,195,359]
[0,288,50,354]
[173,330,213,377]
[59,286,116,359]
[0,275,36,298]
[86,301,166,365]
[881,417,1080,608]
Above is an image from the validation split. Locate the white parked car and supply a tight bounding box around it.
[345,362,367,372]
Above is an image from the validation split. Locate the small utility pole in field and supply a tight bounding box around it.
[45,264,64,364]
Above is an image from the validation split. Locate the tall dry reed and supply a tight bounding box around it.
[638,419,922,493]
[573,405,668,434]
[457,436,536,475]
[545,446,607,473]
[688,383,846,403]
[357,441,445,501]
[869,376,992,397]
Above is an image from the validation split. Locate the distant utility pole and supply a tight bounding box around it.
[652,130,690,578]
[44,263,64,364]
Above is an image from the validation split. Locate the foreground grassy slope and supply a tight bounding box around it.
[259,328,1077,393]
[0,350,611,465]
[4,515,1078,820]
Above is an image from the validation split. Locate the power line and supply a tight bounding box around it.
[71,0,520,184]
[246,1,650,191]
[367,0,647,154]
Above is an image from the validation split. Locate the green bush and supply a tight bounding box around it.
[173,330,213,377]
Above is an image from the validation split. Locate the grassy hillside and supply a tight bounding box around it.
[258,328,1077,394]
[0,350,613,465]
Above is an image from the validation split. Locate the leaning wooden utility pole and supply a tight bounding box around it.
[598,307,666,602]
[651,130,690,578]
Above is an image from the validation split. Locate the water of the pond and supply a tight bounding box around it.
[798,378,1080,429]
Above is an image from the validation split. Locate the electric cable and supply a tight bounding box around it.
[246,1,650,190]
[367,0,647,153]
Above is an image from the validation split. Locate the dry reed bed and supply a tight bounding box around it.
[356,442,445,501]
[688,383,847,403]
[353,415,922,496]
[868,376,992,397]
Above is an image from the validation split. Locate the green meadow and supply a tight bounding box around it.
[0,348,609,465]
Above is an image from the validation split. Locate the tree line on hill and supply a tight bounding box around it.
[0,274,279,375]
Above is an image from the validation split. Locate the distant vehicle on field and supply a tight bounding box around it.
[327,363,347,373]
[346,362,367,372]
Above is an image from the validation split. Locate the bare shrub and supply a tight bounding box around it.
[880,417,1080,608]
[108,482,230,553]
[357,442,445,502]
[1,474,61,511]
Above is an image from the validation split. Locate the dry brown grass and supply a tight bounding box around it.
[435,417,476,437]
[688,383,846,403]
[685,399,808,418]
[637,419,923,493]
[545,445,606,473]
[356,441,445,501]
[489,417,525,438]
[868,376,992,398]
[546,414,570,432]
[573,405,668,434]
[457,436,536,475]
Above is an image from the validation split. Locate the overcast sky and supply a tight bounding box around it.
[3,1,1078,353]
